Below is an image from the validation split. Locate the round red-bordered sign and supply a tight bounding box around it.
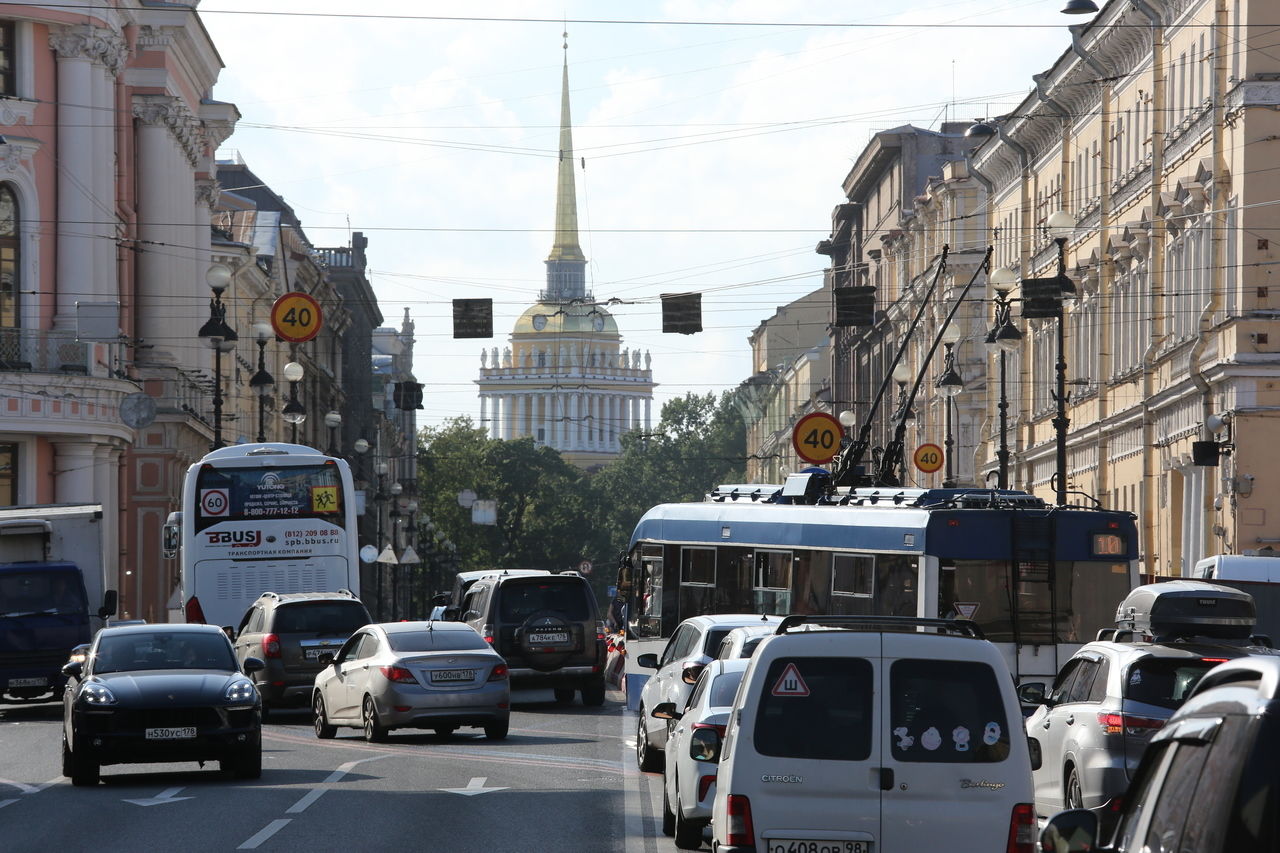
[271,292,324,343]
[791,412,843,464]
[913,443,945,474]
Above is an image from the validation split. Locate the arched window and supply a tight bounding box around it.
[0,183,16,328]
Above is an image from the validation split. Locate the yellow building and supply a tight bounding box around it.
[476,43,654,469]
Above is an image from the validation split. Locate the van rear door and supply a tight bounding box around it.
[880,633,1025,851]
[736,632,882,851]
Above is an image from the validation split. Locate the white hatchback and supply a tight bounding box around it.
[710,615,1037,853]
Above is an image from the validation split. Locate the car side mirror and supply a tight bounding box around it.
[1028,736,1042,771]
[689,726,722,763]
[318,652,335,667]
[637,652,659,670]
[98,589,118,620]
[1040,808,1099,853]
[651,701,682,721]
[241,657,266,674]
[61,660,83,679]
[1017,682,1047,707]
[681,662,705,685]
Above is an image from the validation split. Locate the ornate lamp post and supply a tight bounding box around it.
[249,323,275,443]
[389,481,403,618]
[374,461,389,614]
[935,325,964,487]
[1046,209,1076,506]
[324,411,342,457]
[891,361,915,424]
[985,268,1023,489]
[280,361,306,444]
[197,263,237,450]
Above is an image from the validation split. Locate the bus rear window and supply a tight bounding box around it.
[753,657,874,761]
[194,464,343,531]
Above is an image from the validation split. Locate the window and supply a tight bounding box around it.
[0,22,14,98]
[681,547,715,586]
[1124,657,1219,709]
[0,442,14,506]
[753,656,874,761]
[832,553,873,597]
[0,184,18,329]
[1064,658,1101,703]
[755,550,792,589]
[890,658,1011,763]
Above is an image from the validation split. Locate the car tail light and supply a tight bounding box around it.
[184,596,206,625]
[262,633,281,659]
[596,621,606,641]
[697,773,716,803]
[488,664,509,681]
[482,624,494,645]
[725,794,755,848]
[1006,802,1036,853]
[692,722,727,737]
[1098,711,1165,735]
[1201,657,1229,663]
[380,665,416,683]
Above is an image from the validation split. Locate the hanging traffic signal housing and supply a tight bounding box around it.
[833,286,877,327]
[393,381,424,410]
[661,293,702,334]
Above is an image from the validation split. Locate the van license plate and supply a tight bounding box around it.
[145,727,196,740]
[8,677,47,687]
[767,842,870,853]
[431,669,476,683]
[528,632,568,644]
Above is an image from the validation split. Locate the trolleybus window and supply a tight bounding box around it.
[832,553,874,598]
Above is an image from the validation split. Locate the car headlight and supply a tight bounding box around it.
[225,679,258,703]
[80,683,116,706]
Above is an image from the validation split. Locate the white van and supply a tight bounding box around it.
[710,615,1036,853]
[1191,554,1280,583]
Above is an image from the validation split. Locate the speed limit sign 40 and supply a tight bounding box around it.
[913,443,944,474]
[792,412,843,464]
[271,292,324,343]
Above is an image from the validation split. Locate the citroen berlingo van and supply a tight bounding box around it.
[710,615,1036,853]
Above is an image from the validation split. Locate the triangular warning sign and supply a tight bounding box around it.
[771,662,810,697]
[953,602,980,619]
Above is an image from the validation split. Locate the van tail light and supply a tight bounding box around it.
[1006,802,1036,853]
[725,794,755,848]
[379,665,416,684]
[482,624,494,645]
[596,621,607,641]
[184,596,206,625]
[1098,712,1165,735]
[488,664,509,681]
[262,633,281,659]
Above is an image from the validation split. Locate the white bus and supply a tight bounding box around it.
[163,443,360,628]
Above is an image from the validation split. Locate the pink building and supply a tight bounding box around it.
[0,3,236,620]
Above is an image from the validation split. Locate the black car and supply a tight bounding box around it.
[61,623,265,786]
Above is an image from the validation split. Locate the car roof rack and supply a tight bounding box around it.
[774,614,985,639]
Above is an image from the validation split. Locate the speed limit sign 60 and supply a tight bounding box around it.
[792,412,843,464]
[271,292,324,343]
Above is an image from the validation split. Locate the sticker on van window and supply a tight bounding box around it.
[771,662,811,697]
[921,726,942,750]
[983,722,1002,745]
[893,727,915,749]
[952,726,970,751]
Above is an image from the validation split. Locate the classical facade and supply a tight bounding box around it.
[822,0,1280,577]
[476,45,654,469]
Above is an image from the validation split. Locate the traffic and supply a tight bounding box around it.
[3,451,1279,851]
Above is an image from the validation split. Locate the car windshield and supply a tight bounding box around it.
[0,569,87,616]
[273,602,369,634]
[708,669,746,707]
[498,581,590,622]
[95,632,236,673]
[1124,658,1220,709]
[388,630,488,652]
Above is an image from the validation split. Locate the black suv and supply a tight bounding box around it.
[450,571,606,706]
[1040,655,1280,852]
[233,590,371,714]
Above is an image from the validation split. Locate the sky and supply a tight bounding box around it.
[199,0,1081,432]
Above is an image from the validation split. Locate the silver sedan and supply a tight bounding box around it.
[312,621,510,741]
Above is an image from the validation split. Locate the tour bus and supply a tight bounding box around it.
[619,474,1140,684]
[163,443,360,629]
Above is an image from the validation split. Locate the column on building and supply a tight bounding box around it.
[609,395,618,450]
[94,442,121,596]
[53,441,97,504]
[50,28,98,328]
[515,395,526,439]
[479,395,488,438]
[645,398,652,432]
[568,393,578,450]
[92,35,124,304]
[542,392,553,447]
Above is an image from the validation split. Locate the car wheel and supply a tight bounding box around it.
[433,725,457,737]
[62,733,99,787]
[581,678,606,707]
[554,687,576,705]
[673,783,706,850]
[484,719,509,740]
[313,693,337,739]
[636,708,662,772]
[363,696,389,743]
[661,778,676,837]
[1066,765,1083,810]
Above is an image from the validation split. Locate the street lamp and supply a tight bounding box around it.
[389,482,403,618]
[324,411,342,457]
[1047,209,1076,506]
[936,325,964,487]
[986,267,1022,489]
[249,323,275,443]
[281,361,306,444]
[197,263,237,450]
[374,461,389,616]
[891,361,915,423]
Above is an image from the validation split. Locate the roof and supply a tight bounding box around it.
[99,623,224,636]
[679,613,782,629]
[512,301,618,336]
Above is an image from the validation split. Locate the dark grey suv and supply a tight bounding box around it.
[450,571,606,706]
[233,590,371,714]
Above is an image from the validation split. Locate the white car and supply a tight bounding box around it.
[652,657,750,849]
[635,613,780,771]
[713,624,776,660]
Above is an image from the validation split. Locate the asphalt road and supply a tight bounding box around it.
[0,665,681,853]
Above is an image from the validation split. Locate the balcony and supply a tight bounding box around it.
[0,327,95,375]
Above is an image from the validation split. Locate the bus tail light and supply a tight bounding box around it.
[184,596,206,625]
[1006,802,1036,853]
[725,794,755,848]
[262,633,281,659]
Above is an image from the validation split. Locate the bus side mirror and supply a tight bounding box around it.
[99,589,118,619]
[161,523,179,559]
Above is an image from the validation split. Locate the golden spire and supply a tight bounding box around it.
[547,31,585,264]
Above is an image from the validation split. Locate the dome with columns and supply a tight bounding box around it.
[512,301,619,337]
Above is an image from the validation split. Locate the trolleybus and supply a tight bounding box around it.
[163,443,360,628]
[619,476,1139,682]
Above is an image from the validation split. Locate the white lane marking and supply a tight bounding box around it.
[0,778,57,795]
[237,818,292,850]
[440,776,508,796]
[0,799,17,809]
[285,753,393,815]
[123,786,193,807]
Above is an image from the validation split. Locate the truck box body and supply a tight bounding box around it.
[0,505,114,702]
